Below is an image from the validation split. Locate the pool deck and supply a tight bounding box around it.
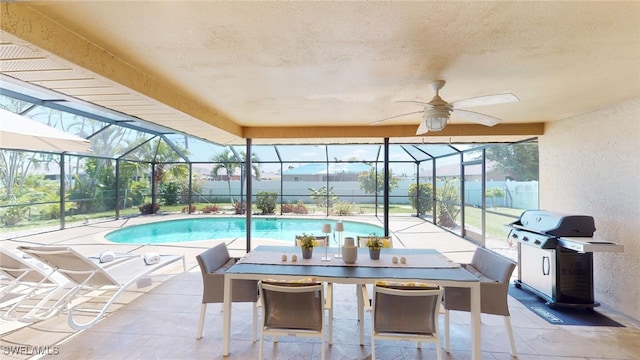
[1,213,638,359]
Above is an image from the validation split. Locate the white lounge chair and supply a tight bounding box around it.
[4,246,185,330]
[0,249,61,306]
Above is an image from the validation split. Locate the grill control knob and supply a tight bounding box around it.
[511,233,518,239]
[534,240,541,245]
[522,236,529,242]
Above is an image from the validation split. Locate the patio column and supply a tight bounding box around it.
[245,138,253,251]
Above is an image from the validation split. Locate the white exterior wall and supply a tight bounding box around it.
[539,98,640,320]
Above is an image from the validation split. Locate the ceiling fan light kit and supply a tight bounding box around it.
[422,108,450,132]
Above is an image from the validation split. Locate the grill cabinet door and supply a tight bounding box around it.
[520,244,555,299]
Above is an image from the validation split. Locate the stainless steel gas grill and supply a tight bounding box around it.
[507,210,624,308]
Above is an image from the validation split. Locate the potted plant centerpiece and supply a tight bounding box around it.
[366,234,384,260]
[298,233,318,259]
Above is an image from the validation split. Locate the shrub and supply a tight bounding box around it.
[281,202,294,213]
[1,206,28,226]
[293,200,308,214]
[256,191,278,215]
[181,205,196,213]
[233,201,246,215]
[333,201,353,216]
[437,180,460,228]
[42,203,61,220]
[159,181,180,206]
[202,204,220,214]
[139,202,159,215]
[486,187,505,208]
[408,182,433,215]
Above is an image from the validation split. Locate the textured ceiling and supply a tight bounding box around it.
[1,2,639,145]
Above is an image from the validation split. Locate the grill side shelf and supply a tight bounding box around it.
[557,238,625,253]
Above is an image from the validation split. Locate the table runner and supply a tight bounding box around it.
[237,248,460,269]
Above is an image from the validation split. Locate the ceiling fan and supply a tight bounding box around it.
[371,80,519,134]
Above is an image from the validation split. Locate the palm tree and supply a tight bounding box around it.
[211,150,262,205]
[129,138,188,211]
[211,150,241,204]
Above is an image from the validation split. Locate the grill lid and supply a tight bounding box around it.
[511,210,596,237]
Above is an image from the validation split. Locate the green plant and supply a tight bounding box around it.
[308,186,338,207]
[408,182,433,215]
[42,203,61,220]
[486,187,505,208]
[159,181,180,206]
[126,180,149,207]
[1,205,28,226]
[256,191,278,214]
[333,201,353,216]
[358,166,399,195]
[139,202,159,215]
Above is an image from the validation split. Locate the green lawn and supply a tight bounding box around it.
[1,201,525,239]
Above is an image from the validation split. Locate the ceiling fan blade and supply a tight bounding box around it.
[451,109,501,126]
[415,121,430,135]
[450,93,518,109]
[397,100,432,107]
[369,110,423,125]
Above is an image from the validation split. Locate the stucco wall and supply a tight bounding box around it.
[539,98,640,320]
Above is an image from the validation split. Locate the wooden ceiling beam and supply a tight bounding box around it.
[244,123,545,139]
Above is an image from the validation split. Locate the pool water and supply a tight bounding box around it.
[105,217,383,244]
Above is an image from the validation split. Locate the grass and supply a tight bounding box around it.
[1,201,525,242]
[463,206,523,242]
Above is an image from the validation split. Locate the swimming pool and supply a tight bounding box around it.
[105,217,383,244]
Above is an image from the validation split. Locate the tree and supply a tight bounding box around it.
[486,187,505,208]
[358,166,399,195]
[486,143,539,181]
[408,182,433,215]
[308,186,338,208]
[153,147,187,192]
[68,157,117,213]
[211,151,241,204]
[0,101,55,198]
[211,150,261,205]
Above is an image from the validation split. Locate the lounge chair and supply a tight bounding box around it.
[0,249,61,306]
[4,246,185,330]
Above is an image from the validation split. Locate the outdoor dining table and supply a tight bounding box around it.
[222,245,482,359]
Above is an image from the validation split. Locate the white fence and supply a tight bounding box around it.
[201,179,538,209]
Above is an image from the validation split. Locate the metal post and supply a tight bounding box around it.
[246,138,253,251]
